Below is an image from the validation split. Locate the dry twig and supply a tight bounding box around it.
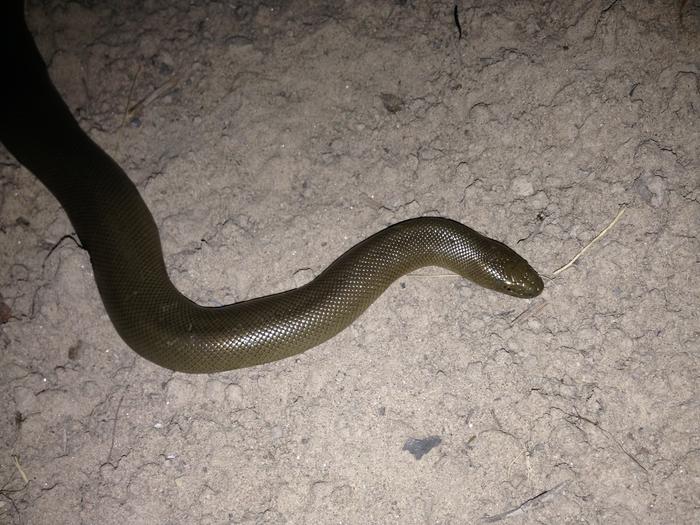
[482,481,569,522]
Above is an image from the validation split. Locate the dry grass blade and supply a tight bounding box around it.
[12,456,28,484]
[127,75,180,121]
[552,206,626,276]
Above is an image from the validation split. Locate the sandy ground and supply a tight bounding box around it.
[1,1,699,523]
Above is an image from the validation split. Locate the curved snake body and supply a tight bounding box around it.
[0,2,543,373]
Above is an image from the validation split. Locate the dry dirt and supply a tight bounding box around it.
[1,1,699,524]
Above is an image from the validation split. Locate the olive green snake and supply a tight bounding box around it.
[0,2,543,373]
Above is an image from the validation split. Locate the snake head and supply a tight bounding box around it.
[497,265,544,298]
[481,239,544,299]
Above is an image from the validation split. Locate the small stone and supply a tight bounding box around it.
[511,176,534,197]
[380,93,405,113]
[402,435,442,460]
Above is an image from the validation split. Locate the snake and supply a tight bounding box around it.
[0,1,543,373]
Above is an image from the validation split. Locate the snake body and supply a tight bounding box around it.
[1,2,543,373]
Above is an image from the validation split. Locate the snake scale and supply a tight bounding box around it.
[0,1,543,373]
